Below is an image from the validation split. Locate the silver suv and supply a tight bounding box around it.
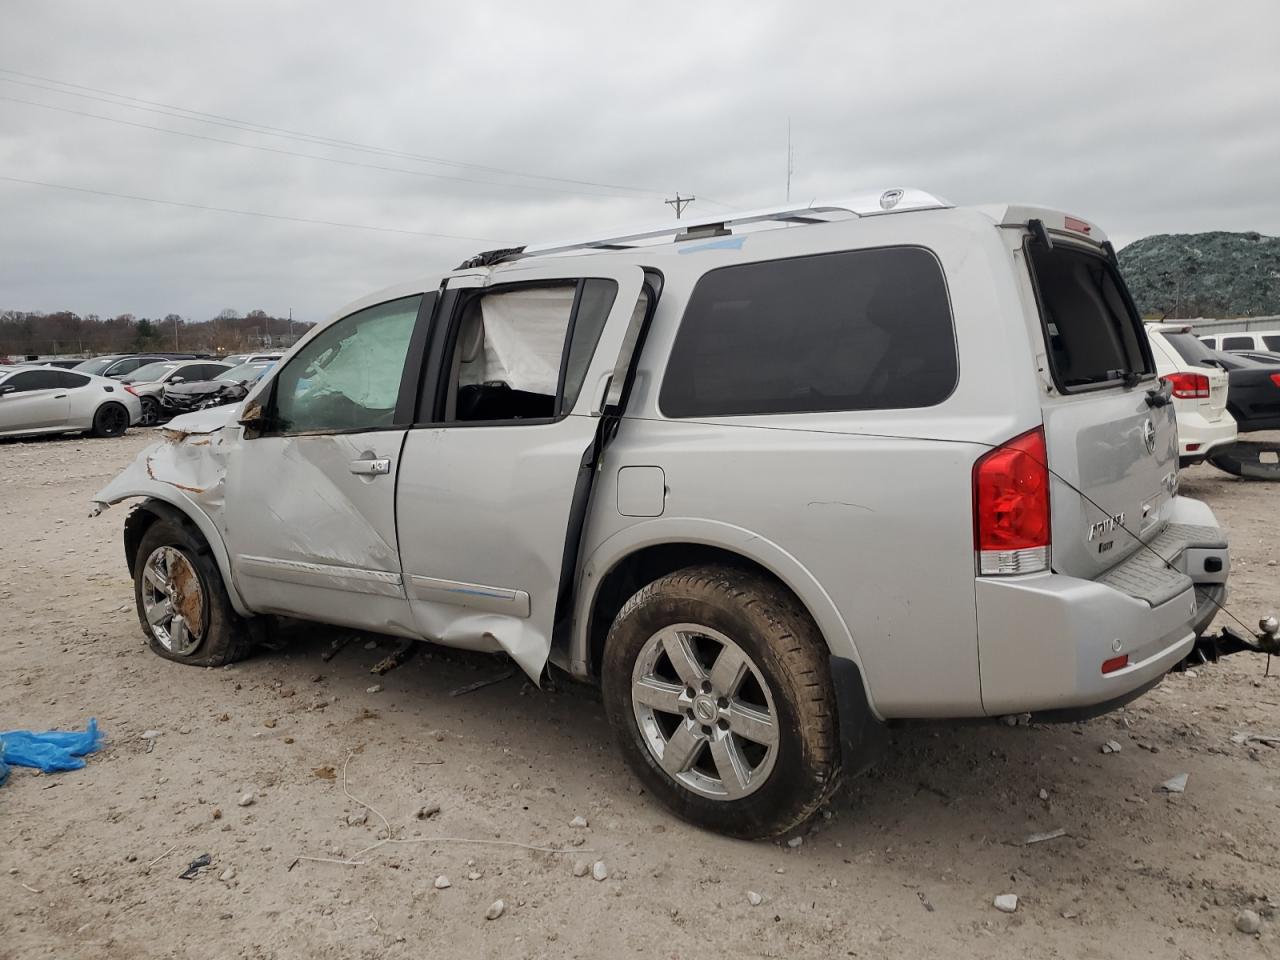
[95,189,1230,838]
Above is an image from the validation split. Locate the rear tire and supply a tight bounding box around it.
[602,565,839,839]
[90,402,129,438]
[133,518,257,666]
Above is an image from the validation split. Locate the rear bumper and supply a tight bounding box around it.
[1176,410,1236,461]
[976,497,1228,716]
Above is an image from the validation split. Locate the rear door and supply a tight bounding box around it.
[396,262,650,679]
[1019,232,1178,578]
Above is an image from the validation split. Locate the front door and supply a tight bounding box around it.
[0,369,72,433]
[224,293,430,636]
[396,263,650,678]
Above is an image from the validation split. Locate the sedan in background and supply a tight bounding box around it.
[0,365,141,438]
[1212,351,1280,433]
[73,353,199,380]
[161,360,275,417]
[121,359,233,425]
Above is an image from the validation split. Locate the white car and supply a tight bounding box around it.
[1198,330,1280,353]
[0,365,141,438]
[1146,324,1237,464]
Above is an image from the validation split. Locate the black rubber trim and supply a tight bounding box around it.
[829,656,888,777]
[1028,672,1165,724]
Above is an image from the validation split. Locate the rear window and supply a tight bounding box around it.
[659,246,956,418]
[1027,244,1151,390]
[1223,335,1253,350]
[1163,332,1220,367]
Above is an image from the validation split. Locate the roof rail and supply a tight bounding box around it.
[521,188,950,258]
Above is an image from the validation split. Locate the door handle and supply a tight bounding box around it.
[54,394,68,399]
[349,457,391,476]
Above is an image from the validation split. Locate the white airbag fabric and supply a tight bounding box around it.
[460,286,574,395]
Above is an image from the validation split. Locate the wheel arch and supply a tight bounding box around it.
[116,495,251,616]
[571,519,871,708]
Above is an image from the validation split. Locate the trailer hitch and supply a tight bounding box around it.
[1183,616,1280,668]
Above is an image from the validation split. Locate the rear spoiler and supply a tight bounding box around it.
[980,204,1110,247]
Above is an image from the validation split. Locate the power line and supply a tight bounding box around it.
[0,174,506,241]
[0,68,668,197]
[0,94,653,201]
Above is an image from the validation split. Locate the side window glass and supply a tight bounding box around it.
[1265,335,1280,351]
[10,370,60,392]
[443,280,618,423]
[1223,336,1252,350]
[272,295,422,434]
[56,371,90,388]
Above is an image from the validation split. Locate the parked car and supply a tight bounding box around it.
[220,352,284,366]
[95,193,1231,838]
[161,361,276,416]
[121,360,233,425]
[1231,350,1280,366]
[73,353,200,380]
[0,365,141,438]
[1198,330,1280,353]
[32,359,87,369]
[1145,324,1237,465]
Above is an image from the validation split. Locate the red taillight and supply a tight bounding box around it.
[973,427,1051,575]
[1101,654,1129,675]
[1161,372,1210,399]
[1063,215,1092,235]
[1270,373,1280,388]
[124,385,139,396]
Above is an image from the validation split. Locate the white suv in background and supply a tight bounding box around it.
[1146,324,1237,465]
[1198,330,1280,353]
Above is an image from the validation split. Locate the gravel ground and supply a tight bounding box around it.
[1,429,1277,959]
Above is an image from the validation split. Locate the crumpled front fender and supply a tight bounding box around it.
[91,417,250,616]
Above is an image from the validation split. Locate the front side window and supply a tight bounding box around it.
[1029,243,1151,390]
[660,246,956,418]
[1223,336,1253,350]
[271,295,422,434]
[4,369,61,392]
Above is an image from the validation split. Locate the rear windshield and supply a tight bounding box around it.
[73,357,114,375]
[1027,244,1151,390]
[1163,332,1219,367]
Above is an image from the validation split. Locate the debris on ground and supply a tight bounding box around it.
[313,766,336,780]
[573,861,589,877]
[416,803,441,820]
[1235,909,1262,934]
[219,867,236,882]
[347,809,368,826]
[320,635,354,663]
[485,899,505,920]
[917,890,935,912]
[786,836,803,848]
[1157,773,1189,794]
[993,894,1018,913]
[1023,828,1068,845]
[178,854,212,880]
[434,875,451,890]
[237,791,255,807]
[365,684,382,695]
[1101,740,1123,754]
[370,639,418,675]
[449,669,517,697]
[569,815,588,828]
[0,719,103,777]
[592,861,608,881]
[1038,788,1049,800]
[747,891,763,906]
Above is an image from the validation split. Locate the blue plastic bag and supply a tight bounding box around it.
[0,737,8,787]
[0,719,103,777]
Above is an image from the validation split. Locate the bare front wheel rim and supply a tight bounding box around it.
[140,546,205,656]
[631,622,779,800]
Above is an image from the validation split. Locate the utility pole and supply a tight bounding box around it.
[665,193,695,219]
[288,307,294,344]
[174,315,179,351]
[786,117,794,202]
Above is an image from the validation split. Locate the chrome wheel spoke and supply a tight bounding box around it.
[660,723,704,776]
[727,701,777,746]
[632,676,686,715]
[143,565,169,594]
[659,628,707,687]
[708,645,749,698]
[145,601,169,627]
[708,734,751,799]
[170,615,190,652]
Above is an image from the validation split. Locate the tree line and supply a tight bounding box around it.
[0,309,313,359]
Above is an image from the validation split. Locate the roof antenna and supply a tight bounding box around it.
[785,117,794,202]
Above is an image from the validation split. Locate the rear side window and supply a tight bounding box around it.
[1028,244,1151,390]
[56,371,90,388]
[660,247,956,417]
[1223,335,1253,350]
[1162,332,1219,366]
[1264,335,1280,351]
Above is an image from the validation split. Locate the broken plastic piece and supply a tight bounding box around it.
[178,853,212,880]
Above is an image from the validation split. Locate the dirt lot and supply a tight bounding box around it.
[2,429,1277,959]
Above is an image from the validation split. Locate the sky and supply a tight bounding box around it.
[1,1,1277,323]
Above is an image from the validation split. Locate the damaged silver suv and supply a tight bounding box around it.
[96,190,1230,838]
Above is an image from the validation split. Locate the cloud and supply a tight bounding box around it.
[1,0,1277,321]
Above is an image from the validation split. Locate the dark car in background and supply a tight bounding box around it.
[74,354,200,380]
[1207,350,1280,479]
[160,360,275,417]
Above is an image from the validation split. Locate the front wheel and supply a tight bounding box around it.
[90,401,130,437]
[139,396,160,426]
[133,518,257,666]
[602,566,840,839]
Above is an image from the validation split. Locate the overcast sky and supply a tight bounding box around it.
[1,1,1277,322]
